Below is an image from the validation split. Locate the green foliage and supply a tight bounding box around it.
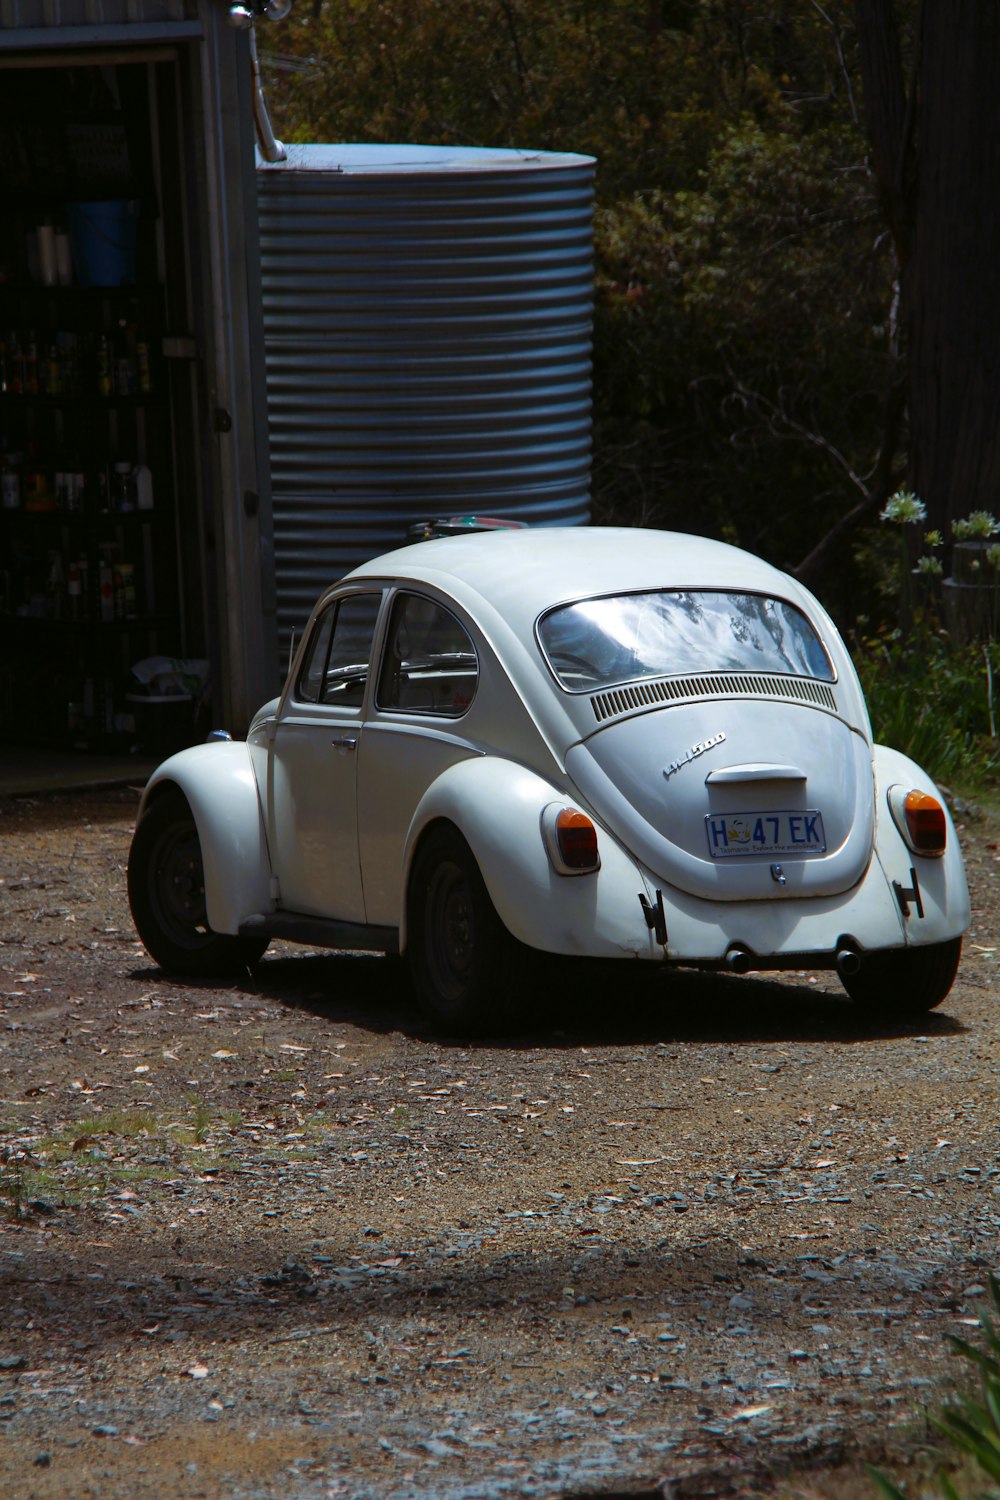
[855,628,1000,786]
[593,113,889,558]
[263,1,894,578]
[0,1145,29,1222]
[868,1273,1000,1500]
[851,498,1000,786]
[269,1,750,190]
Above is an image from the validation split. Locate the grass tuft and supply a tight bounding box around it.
[869,1273,1000,1498]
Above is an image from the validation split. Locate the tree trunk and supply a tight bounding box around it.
[853,0,913,262]
[856,0,1000,535]
[907,0,1000,531]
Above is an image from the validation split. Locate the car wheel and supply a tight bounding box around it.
[128,788,269,978]
[408,825,529,1033]
[838,937,962,1014]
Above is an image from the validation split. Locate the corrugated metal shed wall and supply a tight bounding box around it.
[0,0,190,30]
[257,144,595,638]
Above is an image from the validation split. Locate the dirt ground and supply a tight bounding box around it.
[0,785,998,1500]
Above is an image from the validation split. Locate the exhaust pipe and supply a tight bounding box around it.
[836,946,862,977]
[726,947,753,975]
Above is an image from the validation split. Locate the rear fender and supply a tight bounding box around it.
[138,743,273,934]
[401,757,656,959]
[872,743,970,945]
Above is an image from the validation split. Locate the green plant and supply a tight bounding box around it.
[191,1102,212,1143]
[854,628,1000,787]
[67,1108,157,1142]
[869,1273,1000,1499]
[854,501,1000,785]
[0,1145,29,1222]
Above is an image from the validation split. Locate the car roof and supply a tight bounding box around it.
[346,526,810,629]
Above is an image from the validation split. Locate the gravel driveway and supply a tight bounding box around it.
[0,786,998,1499]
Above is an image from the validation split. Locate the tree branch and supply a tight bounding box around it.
[792,374,908,584]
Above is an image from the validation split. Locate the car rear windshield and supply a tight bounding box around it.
[537,589,835,691]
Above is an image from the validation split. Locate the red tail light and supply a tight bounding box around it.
[888,785,948,857]
[555,808,599,870]
[903,790,947,854]
[542,803,601,874]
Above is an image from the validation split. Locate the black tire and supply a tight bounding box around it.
[128,788,269,978]
[838,937,962,1014]
[407,825,530,1034]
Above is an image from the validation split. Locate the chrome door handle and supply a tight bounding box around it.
[331,735,358,752]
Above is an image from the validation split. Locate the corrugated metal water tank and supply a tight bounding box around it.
[256,143,596,636]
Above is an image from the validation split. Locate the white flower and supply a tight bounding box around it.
[952,511,1000,541]
[880,490,926,525]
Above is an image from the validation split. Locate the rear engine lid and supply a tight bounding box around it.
[566,699,875,901]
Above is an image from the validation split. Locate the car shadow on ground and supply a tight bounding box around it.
[132,949,968,1049]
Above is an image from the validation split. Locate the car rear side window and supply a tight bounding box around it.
[297,593,382,706]
[376,593,478,717]
[538,589,835,691]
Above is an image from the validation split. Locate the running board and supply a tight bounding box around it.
[239,912,399,957]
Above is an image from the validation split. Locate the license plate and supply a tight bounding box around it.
[705,809,826,859]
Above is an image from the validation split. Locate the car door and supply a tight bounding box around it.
[268,589,384,922]
[357,589,482,926]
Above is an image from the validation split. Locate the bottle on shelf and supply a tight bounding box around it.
[114,561,137,620]
[136,337,152,395]
[47,552,65,620]
[96,333,112,397]
[21,452,53,512]
[43,341,61,396]
[134,463,154,510]
[24,332,38,396]
[36,222,57,289]
[65,465,86,513]
[6,331,24,394]
[113,461,135,513]
[54,226,72,288]
[96,463,110,513]
[67,557,83,620]
[77,555,91,620]
[1,444,21,509]
[114,320,137,397]
[98,545,116,622]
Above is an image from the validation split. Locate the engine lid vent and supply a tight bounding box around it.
[590,673,837,724]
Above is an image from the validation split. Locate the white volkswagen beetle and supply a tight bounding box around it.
[128,527,969,1030]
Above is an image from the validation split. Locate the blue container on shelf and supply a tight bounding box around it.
[66,200,139,287]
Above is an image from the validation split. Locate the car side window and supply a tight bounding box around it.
[296,593,382,707]
[376,592,478,717]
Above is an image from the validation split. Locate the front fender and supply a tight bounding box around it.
[401,757,657,960]
[139,743,272,935]
[872,743,971,945]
